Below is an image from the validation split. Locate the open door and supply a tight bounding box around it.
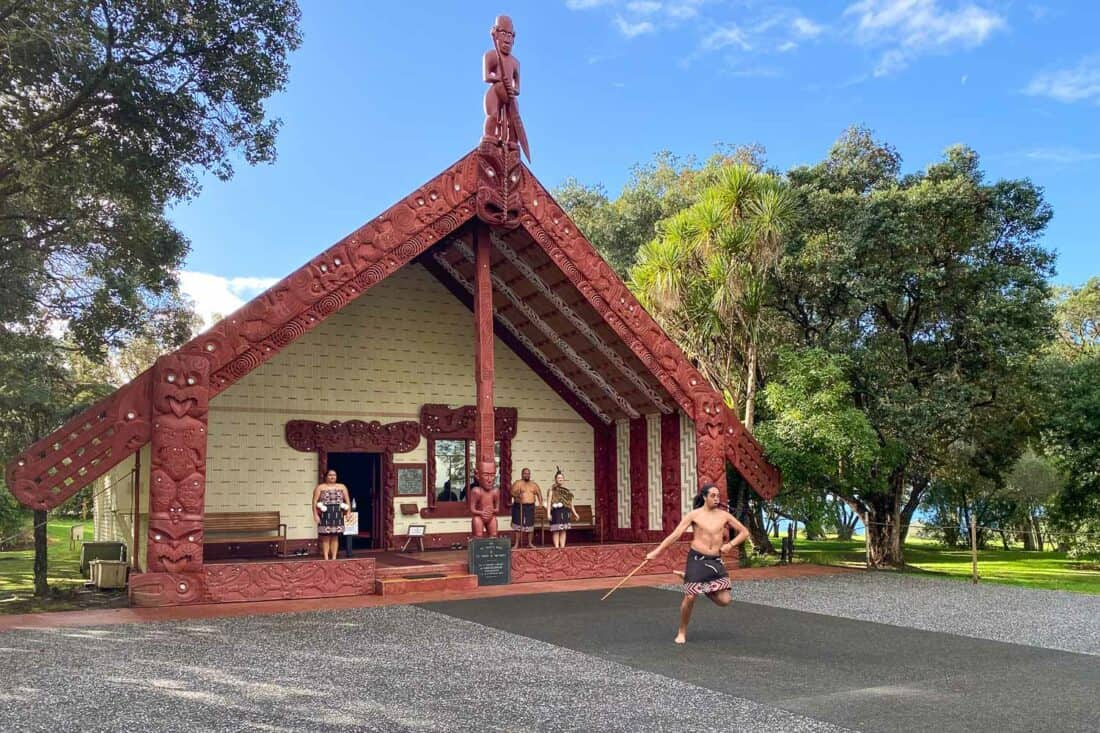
[325,452,383,549]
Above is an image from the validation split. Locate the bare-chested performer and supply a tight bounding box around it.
[646,483,750,643]
[468,476,500,538]
[482,15,529,160]
[510,467,542,549]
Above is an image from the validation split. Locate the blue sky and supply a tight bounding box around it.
[171,1,1099,322]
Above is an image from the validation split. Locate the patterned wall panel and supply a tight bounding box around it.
[615,419,630,529]
[646,414,662,531]
[680,411,698,517]
[206,264,593,540]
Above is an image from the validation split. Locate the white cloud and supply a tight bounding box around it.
[1024,57,1100,103]
[701,25,751,52]
[1023,147,1100,164]
[777,40,798,52]
[614,15,655,38]
[792,16,825,38]
[665,0,704,19]
[960,74,968,84]
[627,0,662,14]
[179,271,279,327]
[844,0,1006,76]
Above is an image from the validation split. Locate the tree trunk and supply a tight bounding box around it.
[743,341,757,433]
[33,509,48,597]
[746,500,775,554]
[864,493,904,567]
[1030,514,1043,551]
[999,530,1009,551]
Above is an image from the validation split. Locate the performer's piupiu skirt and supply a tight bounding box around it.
[549,504,572,531]
[511,502,535,532]
[682,550,731,596]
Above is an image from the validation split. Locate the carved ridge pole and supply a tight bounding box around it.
[473,224,497,505]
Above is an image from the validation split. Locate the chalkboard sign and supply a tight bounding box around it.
[395,463,426,497]
[468,537,511,586]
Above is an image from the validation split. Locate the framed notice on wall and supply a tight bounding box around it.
[395,463,426,497]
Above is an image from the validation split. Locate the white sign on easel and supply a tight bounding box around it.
[343,511,359,536]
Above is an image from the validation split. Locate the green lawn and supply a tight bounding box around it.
[0,519,96,611]
[795,536,1100,594]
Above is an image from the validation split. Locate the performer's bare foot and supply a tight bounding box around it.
[672,570,685,579]
[674,631,687,644]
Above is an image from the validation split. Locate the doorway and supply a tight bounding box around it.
[325,452,383,549]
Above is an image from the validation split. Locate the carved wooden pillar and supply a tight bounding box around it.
[694,394,729,503]
[146,354,210,602]
[473,224,497,492]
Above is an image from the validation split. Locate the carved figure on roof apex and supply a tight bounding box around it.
[482,15,529,161]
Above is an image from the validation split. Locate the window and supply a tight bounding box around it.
[433,440,500,502]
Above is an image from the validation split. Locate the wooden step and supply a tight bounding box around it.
[374,561,468,579]
[374,573,478,596]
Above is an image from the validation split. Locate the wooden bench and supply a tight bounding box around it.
[536,504,603,545]
[205,512,287,557]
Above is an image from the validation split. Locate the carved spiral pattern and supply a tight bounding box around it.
[315,292,345,316]
[355,264,388,289]
[271,321,306,347]
[395,236,424,261]
[226,350,262,380]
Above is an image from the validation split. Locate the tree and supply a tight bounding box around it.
[1,1,301,594]
[631,164,795,431]
[555,144,766,275]
[1,0,302,357]
[1051,277,1100,360]
[774,128,1055,566]
[756,348,884,549]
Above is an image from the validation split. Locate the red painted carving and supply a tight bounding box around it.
[594,426,615,542]
[5,371,153,510]
[284,419,420,454]
[629,417,648,539]
[468,481,500,537]
[182,152,479,396]
[660,412,682,533]
[517,175,780,500]
[482,15,529,162]
[473,225,497,513]
[420,404,517,518]
[204,558,376,603]
[147,354,210,574]
[129,559,377,606]
[284,419,417,551]
[419,404,518,440]
[129,571,206,607]
[510,542,691,583]
[419,254,605,429]
[7,145,779,514]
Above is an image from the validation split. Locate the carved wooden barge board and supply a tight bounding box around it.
[6,148,779,513]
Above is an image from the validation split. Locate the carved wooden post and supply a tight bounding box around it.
[146,354,210,601]
[473,224,497,496]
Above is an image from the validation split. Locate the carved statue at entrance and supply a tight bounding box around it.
[482,15,529,161]
[468,477,500,537]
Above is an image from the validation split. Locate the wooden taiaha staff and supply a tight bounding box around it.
[600,557,649,601]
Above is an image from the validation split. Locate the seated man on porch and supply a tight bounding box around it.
[438,479,459,502]
[510,467,542,549]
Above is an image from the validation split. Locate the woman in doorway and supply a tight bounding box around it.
[313,469,350,560]
[547,468,579,549]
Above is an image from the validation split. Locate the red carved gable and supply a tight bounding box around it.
[5,147,779,510]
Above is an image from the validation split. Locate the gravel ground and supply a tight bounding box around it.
[708,572,1100,656]
[0,605,850,733]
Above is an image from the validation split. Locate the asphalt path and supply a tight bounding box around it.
[423,587,1100,733]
